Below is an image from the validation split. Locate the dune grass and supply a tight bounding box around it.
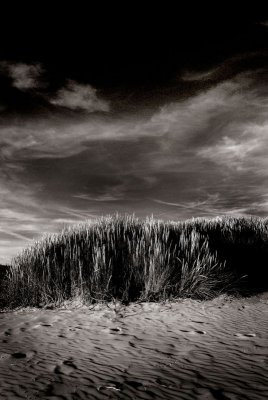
[1,214,268,309]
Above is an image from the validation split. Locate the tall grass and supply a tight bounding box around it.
[1,214,268,308]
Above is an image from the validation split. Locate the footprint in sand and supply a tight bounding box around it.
[11,352,27,359]
[234,333,256,339]
[180,329,206,335]
[9,351,34,363]
[102,326,122,334]
[54,359,78,375]
[109,327,122,333]
[32,323,52,329]
[191,320,205,324]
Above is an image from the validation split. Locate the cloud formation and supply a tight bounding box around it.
[50,80,110,112]
[0,61,44,90]
[2,68,268,262]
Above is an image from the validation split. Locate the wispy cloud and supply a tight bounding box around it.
[152,197,251,218]
[198,133,262,171]
[0,76,251,160]
[74,194,122,202]
[0,229,33,241]
[153,198,220,215]
[181,67,220,82]
[50,80,109,112]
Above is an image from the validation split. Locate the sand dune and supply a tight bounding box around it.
[0,295,268,399]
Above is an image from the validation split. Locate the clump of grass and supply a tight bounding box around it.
[2,214,268,309]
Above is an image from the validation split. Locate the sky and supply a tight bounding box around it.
[1,7,268,263]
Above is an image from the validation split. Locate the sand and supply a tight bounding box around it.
[0,295,268,400]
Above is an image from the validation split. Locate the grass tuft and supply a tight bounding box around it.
[1,214,268,309]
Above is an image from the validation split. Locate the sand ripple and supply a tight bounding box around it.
[0,294,267,399]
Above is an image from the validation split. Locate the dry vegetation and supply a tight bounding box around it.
[1,214,268,309]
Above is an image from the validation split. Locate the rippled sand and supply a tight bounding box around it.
[0,294,268,399]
